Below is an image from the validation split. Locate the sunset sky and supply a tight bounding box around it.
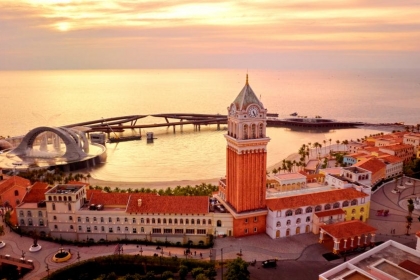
[1,0,419,70]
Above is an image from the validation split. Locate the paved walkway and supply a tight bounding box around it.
[1,178,419,279]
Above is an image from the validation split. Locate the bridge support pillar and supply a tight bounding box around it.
[173,126,176,133]
[217,123,220,130]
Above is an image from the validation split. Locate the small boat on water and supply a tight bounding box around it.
[107,135,141,143]
[290,112,298,116]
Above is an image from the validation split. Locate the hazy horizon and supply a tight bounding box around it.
[1,0,419,70]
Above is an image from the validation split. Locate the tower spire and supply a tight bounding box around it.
[246,73,248,85]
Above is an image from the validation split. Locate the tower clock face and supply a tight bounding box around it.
[247,105,259,118]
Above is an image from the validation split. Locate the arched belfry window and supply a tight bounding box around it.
[243,125,248,139]
[259,123,264,138]
[251,124,256,139]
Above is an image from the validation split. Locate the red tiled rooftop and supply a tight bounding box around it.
[320,220,376,239]
[90,192,131,206]
[126,194,209,214]
[0,176,31,194]
[315,208,345,218]
[266,188,368,210]
[379,155,403,164]
[381,143,413,151]
[354,158,386,174]
[21,182,49,203]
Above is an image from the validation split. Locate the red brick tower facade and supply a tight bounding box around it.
[220,75,270,237]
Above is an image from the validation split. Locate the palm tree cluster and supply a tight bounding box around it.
[93,183,218,197]
[18,168,91,185]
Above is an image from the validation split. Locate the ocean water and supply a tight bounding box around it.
[0,69,419,182]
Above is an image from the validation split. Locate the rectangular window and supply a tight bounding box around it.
[164,228,173,234]
[78,226,82,231]
[244,218,248,223]
[101,226,105,232]
[253,217,258,222]
[175,229,184,234]
[133,228,137,233]
[94,226,97,230]
[197,229,206,234]
[254,227,257,233]
[125,218,128,222]
[244,228,248,234]
[87,226,91,233]
[186,229,195,234]
[152,228,161,234]
[109,227,113,233]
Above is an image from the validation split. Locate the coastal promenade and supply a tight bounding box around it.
[1,177,419,279]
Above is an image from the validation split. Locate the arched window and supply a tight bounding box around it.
[351,199,358,206]
[59,196,62,201]
[217,220,222,227]
[243,125,248,139]
[360,207,365,213]
[68,203,72,211]
[28,218,33,226]
[14,190,19,196]
[180,219,183,224]
[152,218,155,224]
[20,219,25,225]
[19,210,24,217]
[68,196,72,201]
[157,218,161,224]
[52,203,56,211]
[259,123,264,138]
[305,207,313,213]
[141,218,144,223]
[174,218,178,224]
[191,219,195,225]
[208,219,212,225]
[315,205,322,212]
[86,217,89,222]
[352,209,356,214]
[286,210,293,216]
[146,218,150,224]
[141,227,144,233]
[53,216,57,220]
[202,219,206,225]
[169,219,172,224]
[324,204,331,210]
[333,202,340,209]
[186,219,189,225]
[342,201,349,207]
[295,208,302,215]
[101,217,104,222]
[38,211,43,217]
[163,218,166,224]
[276,221,281,227]
[117,226,121,231]
[306,216,310,222]
[64,196,67,201]
[125,227,129,231]
[251,124,256,138]
[39,219,44,226]
[133,218,136,223]
[48,196,52,201]
[296,218,301,224]
[70,225,74,230]
[197,219,200,225]
[286,220,291,226]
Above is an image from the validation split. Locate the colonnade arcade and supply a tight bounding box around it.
[318,220,377,254]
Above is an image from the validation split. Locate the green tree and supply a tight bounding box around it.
[224,257,250,280]
[196,274,209,280]
[179,265,188,280]
[162,271,174,280]
[192,267,205,279]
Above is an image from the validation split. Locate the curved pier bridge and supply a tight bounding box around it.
[64,113,228,134]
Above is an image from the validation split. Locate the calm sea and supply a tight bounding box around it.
[0,69,419,182]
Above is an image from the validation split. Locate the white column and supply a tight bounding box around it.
[351,238,354,248]
[319,230,324,243]
[364,235,368,245]
[357,236,361,246]
[371,233,375,243]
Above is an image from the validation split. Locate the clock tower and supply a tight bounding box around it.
[219,75,270,237]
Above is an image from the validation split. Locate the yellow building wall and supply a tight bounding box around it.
[343,201,370,222]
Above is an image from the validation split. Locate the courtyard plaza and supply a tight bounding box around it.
[1,178,419,279]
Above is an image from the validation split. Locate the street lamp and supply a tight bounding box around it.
[140,246,143,256]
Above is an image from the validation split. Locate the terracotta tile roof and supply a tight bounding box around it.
[354,158,386,174]
[315,208,345,218]
[89,192,131,206]
[416,231,420,238]
[266,188,368,210]
[126,194,209,214]
[31,182,49,190]
[381,143,413,151]
[23,188,48,203]
[379,155,403,164]
[362,147,380,152]
[0,176,31,195]
[320,220,376,239]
